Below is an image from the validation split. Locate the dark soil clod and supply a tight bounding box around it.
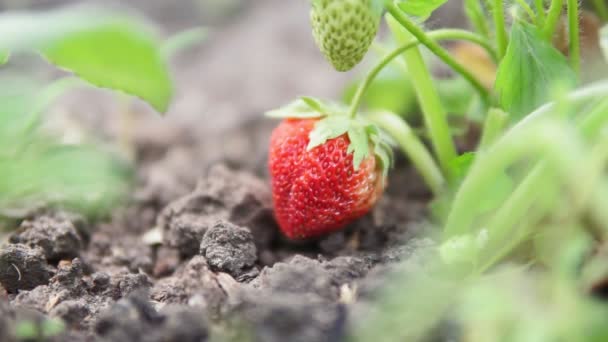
[234,292,347,342]
[0,244,54,293]
[10,215,85,262]
[200,220,258,280]
[95,291,209,342]
[160,165,272,258]
[150,256,233,319]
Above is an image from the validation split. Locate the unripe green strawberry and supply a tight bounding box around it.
[311,0,381,72]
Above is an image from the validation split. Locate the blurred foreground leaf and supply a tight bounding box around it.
[0,6,172,113]
[0,74,132,218]
[397,0,448,19]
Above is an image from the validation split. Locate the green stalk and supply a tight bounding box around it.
[593,0,608,21]
[431,29,498,62]
[492,0,508,59]
[464,0,491,39]
[566,0,580,76]
[478,130,608,271]
[478,108,509,150]
[348,29,496,119]
[543,0,564,40]
[444,81,608,237]
[535,0,546,26]
[368,111,445,194]
[515,0,537,22]
[386,16,457,180]
[385,3,490,104]
[477,161,550,272]
[346,29,497,191]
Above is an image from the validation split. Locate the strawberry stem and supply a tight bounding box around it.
[542,0,564,40]
[347,28,496,117]
[384,3,491,104]
[566,0,580,77]
[478,108,509,150]
[491,0,508,59]
[368,111,444,194]
[535,0,546,26]
[386,15,457,181]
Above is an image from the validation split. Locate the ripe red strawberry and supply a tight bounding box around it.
[268,118,385,239]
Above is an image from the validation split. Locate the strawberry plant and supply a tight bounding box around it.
[267,0,608,340]
[0,5,202,223]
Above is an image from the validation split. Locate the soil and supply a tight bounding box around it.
[0,0,444,341]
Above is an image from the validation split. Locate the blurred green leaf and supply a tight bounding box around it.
[343,64,416,116]
[396,0,448,19]
[433,152,513,223]
[41,318,65,338]
[14,321,38,339]
[266,97,347,119]
[162,27,207,58]
[435,77,475,117]
[0,6,172,113]
[0,75,131,218]
[0,50,8,65]
[495,21,576,120]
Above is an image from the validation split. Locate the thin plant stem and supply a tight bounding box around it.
[478,130,608,272]
[478,108,509,150]
[492,0,508,59]
[368,111,445,194]
[464,0,491,39]
[477,161,550,272]
[431,29,498,61]
[543,0,564,40]
[348,29,496,119]
[566,0,580,76]
[386,16,457,180]
[444,81,608,238]
[384,3,490,104]
[515,0,537,23]
[535,0,546,26]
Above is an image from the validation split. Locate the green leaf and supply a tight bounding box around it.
[0,6,172,113]
[464,0,490,37]
[0,50,8,65]
[347,125,370,170]
[301,96,325,113]
[449,152,475,180]
[266,97,347,119]
[41,318,66,338]
[265,98,326,119]
[0,75,132,218]
[343,64,416,115]
[307,116,351,150]
[14,321,38,339]
[433,152,513,223]
[495,21,576,120]
[373,139,393,178]
[397,0,448,19]
[601,25,608,63]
